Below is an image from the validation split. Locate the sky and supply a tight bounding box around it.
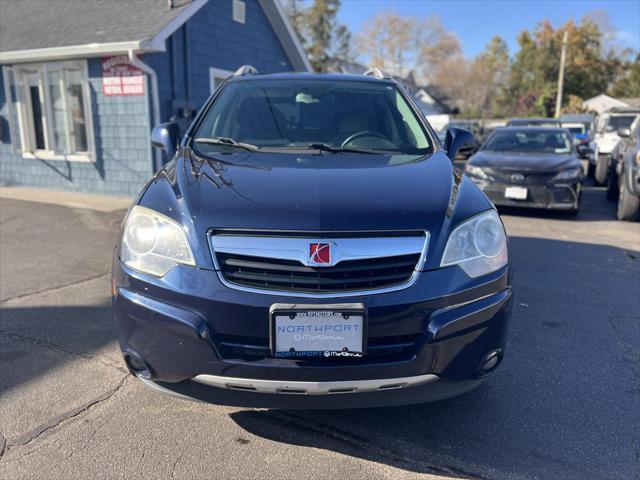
[337,0,640,58]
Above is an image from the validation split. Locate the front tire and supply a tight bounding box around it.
[606,163,619,201]
[617,178,640,221]
[595,154,609,185]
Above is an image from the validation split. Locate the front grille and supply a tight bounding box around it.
[216,333,422,363]
[216,252,420,293]
[485,169,557,185]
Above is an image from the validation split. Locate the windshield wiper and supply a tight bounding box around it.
[194,137,259,152]
[307,143,379,155]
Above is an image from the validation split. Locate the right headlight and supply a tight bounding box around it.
[120,205,195,277]
[441,210,508,277]
[552,167,582,181]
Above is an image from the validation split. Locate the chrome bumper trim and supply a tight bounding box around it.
[137,375,202,403]
[191,373,439,395]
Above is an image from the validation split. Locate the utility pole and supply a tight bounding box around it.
[554,30,568,118]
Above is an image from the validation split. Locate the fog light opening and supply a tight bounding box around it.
[124,352,153,379]
[476,350,502,378]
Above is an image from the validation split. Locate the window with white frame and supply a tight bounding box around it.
[209,67,233,95]
[232,0,246,24]
[3,61,94,161]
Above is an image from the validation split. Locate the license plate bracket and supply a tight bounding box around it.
[269,303,367,359]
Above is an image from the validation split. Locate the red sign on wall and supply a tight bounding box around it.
[102,56,144,96]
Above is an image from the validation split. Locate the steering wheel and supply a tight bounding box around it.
[341,131,389,147]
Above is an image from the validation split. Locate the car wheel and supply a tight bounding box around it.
[594,155,609,185]
[606,163,619,201]
[617,178,640,221]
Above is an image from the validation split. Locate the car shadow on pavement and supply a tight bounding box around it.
[230,236,639,480]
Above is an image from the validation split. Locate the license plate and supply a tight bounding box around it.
[505,186,528,200]
[270,304,365,359]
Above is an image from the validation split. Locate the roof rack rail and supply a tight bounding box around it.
[234,65,258,76]
[608,106,640,113]
[363,67,392,80]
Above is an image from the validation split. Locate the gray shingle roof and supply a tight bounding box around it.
[0,0,195,53]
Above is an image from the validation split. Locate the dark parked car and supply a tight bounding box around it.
[112,69,512,408]
[611,120,640,221]
[561,116,596,173]
[465,127,584,213]
[507,117,562,128]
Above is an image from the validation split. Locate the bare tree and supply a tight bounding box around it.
[419,16,463,80]
[356,12,419,75]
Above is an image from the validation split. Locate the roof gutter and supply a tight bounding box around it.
[128,49,162,172]
[0,41,146,64]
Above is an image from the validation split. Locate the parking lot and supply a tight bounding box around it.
[0,180,638,480]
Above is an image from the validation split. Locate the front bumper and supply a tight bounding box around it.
[113,257,512,408]
[472,179,580,210]
[140,374,485,409]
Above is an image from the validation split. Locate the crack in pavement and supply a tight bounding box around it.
[0,271,110,305]
[1,374,130,463]
[170,448,186,479]
[0,330,125,372]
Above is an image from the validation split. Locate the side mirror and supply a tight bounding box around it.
[577,144,592,157]
[444,127,476,160]
[151,122,180,159]
[617,128,631,138]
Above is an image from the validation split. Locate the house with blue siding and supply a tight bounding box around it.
[0,0,310,196]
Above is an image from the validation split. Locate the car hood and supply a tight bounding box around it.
[468,150,580,172]
[138,148,491,270]
[178,149,456,231]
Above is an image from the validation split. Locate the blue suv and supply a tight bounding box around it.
[112,68,512,408]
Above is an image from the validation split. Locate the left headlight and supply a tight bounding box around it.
[120,205,195,277]
[552,167,582,181]
[465,164,488,179]
[441,210,508,278]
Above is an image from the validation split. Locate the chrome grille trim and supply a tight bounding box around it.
[209,231,430,297]
[210,234,427,267]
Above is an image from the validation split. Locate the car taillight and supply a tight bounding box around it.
[636,151,640,165]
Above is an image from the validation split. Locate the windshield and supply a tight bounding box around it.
[606,115,638,131]
[565,126,585,135]
[483,129,573,154]
[192,79,432,155]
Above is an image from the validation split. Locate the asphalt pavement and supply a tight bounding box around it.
[0,181,638,480]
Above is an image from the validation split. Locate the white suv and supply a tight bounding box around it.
[594,109,640,185]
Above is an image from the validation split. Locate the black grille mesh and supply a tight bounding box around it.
[216,252,420,293]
